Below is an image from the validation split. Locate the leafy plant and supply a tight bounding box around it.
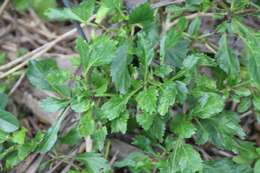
[1,0,260,172]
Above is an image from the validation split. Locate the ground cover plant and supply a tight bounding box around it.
[0,0,260,172]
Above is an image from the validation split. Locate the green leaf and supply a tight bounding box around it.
[32,0,56,19]
[192,92,225,118]
[0,110,19,133]
[71,98,91,113]
[114,152,153,171]
[93,127,107,151]
[154,64,173,78]
[188,17,201,36]
[216,34,240,80]
[101,96,127,120]
[79,111,95,137]
[76,152,110,173]
[204,158,252,173]
[253,95,260,111]
[111,112,129,134]
[40,97,69,112]
[0,93,8,109]
[136,86,158,114]
[176,81,188,104]
[169,142,203,173]
[45,0,95,22]
[158,81,177,116]
[129,3,154,29]
[148,116,166,141]
[13,0,30,11]
[195,111,245,149]
[95,0,124,23]
[136,31,156,68]
[254,159,260,173]
[171,116,196,138]
[231,19,260,86]
[76,36,117,72]
[12,127,27,144]
[37,107,68,153]
[27,59,57,91]
[111,42,131,94]
[136,112,155,130]
[237,97,251,113]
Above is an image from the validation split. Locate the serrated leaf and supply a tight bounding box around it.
[129,3,154,29]
[136,86,158,114]
[158,81,177,116]
[204,158,252,173]
[111,42,131,94]
[195,111,245,149]
[76,36,117,72]
[0,110,19,133]
[40,97,69,112]
[111,112,129,134]
[76,152,110,173]
[27,59,57,91]
[169,142,203,173]
[93,127,107,151]
[71,98,91,113]
[79,111,95,137]
[45,0,95,22]
[176,81,188,104]
[154,64,173,78]
[171,116,196,138]
[216,34,240,80]
[192,92,225,118]
[101,96,127,120]
[148,116,165,141]
[136,112,155,130]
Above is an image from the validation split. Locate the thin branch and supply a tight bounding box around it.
[0,0,10,17]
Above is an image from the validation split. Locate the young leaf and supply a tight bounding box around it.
[129,3,154,29]
[188,17,201,36]
[136,112,155,130]
[79,111,95,137]
[45,0,95,22]
[216,34,240,80]
[76,36,117,72]
[111,42,131,94]
[136,86,158,114]
[76,152,110,173]
[111,112,129,134]
[101,96,127,120]
[158,81,177,116]
[0,110,19,133]
[12,128,27,144]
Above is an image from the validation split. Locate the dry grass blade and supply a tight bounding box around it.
[0,27,79,79]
